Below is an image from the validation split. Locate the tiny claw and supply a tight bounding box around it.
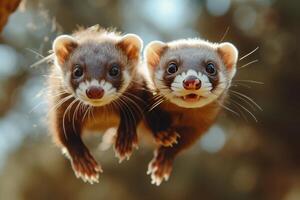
[95,165,103,173]
[154,130,180,147]
[118,157,125,164]
[133,143,139,150]
[64,148,102,184]
[147,150,173,186]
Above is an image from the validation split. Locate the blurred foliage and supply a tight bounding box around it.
[0,0,300,200]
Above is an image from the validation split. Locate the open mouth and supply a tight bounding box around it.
[181,93,200,102]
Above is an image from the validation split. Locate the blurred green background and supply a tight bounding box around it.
[0,0,299,199]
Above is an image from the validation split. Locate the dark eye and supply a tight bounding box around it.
[205,62,217,75]
[109,64,120,77]
[73,64,84,78]
[167,62,178,74]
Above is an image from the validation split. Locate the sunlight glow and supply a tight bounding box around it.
[200,126,227,153]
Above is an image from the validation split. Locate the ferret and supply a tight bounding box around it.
[144,38,238,185]
[47,26,144,184]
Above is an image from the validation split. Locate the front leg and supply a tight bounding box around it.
[53,102,102,184]
[148,126,200,186]
[62,136,102,184]
[146,107,180,147]
[114,109,139,163]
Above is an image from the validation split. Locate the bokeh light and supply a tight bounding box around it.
[0,0,299,199]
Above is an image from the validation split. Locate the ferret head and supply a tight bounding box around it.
[52,31,143,107]
[145,39,238,108]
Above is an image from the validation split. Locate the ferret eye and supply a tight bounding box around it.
[205,62,217,75]
[167,62,178,74]
[109,64,120,77]
[73,64,84,78]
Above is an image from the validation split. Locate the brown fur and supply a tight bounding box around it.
[48,26,145,183]
[144,39,238,185]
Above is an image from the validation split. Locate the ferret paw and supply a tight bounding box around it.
[154,130,180,147]
[147,150,173,186]
[114,134,138,163]
[62,148,103,184]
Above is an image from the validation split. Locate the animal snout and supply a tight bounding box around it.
[183,76,201,90]
[86,86,104,99]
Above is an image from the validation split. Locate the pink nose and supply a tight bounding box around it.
[183,76,201,90]
[86,86,104,99]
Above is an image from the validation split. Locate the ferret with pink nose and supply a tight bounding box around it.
[47,26,143,184]
[144,39,238,185]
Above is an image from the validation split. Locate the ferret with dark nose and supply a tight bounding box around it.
[144,39,238,185]
[47,26,144,183]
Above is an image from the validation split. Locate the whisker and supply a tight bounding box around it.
[230,83,251,89]
[82,104,90,122]
[87,106,93,122]
[29,101,47,113]
[239,47,259,61]
[118,97,137,125]
[230,90,262,111]
[233,80,264,85]
[123,92,145,103]
[120,94,144,115]
[30,54,54,68]
[148,93,173,111]
[230,98,258,122]
[238,59,258,69]
[215,99,240,117]
[149,99,165,111]
[151,94,165,101]
[230,101,249,122]
[91,106,95,122]
[209,91,240,117]
[43,75,62,79]
[229,93,257,111]
[49,94,73,113]
[72,101,82,133]
[62,98,77,140]
[26,48,45,58]
[114,98,132,131]
[219,26,230,42]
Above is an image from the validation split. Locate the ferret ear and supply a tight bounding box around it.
[144,41,167,69]
[53,35,78,66]
[217,42,238,78]
[117,34,143,61]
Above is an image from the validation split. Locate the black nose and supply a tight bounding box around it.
[183,76,201,90]
[86,86,104,99]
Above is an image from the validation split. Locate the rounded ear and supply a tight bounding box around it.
[144,40,167,69]
[117,34,143,61]
[217,42,238,78]
[53,35,78,66]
